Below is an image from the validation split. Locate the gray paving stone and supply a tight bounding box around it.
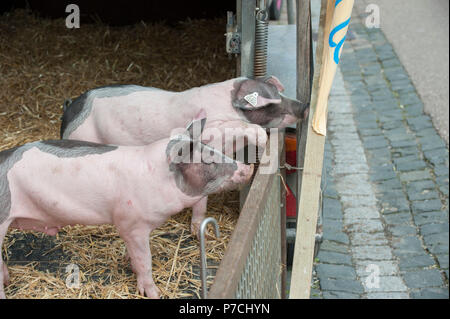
[436,175,449,189]
[362,137,389,150]
[420,223,449,236]
[416,127,443,138]
[316,251,353,266]
[407,188,440,201]
[406,116,434,132]
[439,185,449,196]
[340,195,378,208]
[344,216,384,232]
[389,79,413,92]
[398,92,422,106]
[419,135,447,151]
[378,108,403,118]
[323,198,343,220]
[363,276,408,293]
[391,146,421,157]
[381,61,403,72]
[411,199,443,214]
[403,103,424,117]
[403,270,444,288]
[367,156,393,168]
[391,139,418,149]
[410,288,449,299]
[383,212,413,225]
[355,260,399,278]
[406,180,436,193]
[356,113,378,123]
[319,240,349,254]
[395,160,427,173]
[323,218,343,230]
[367,292,409,299]
[352,245,393,260]
[399,170,432,183]
[322,231,350,245]
[344,206,380,220]
[423,148,449,166]
[334,163,369,175]
[323,185,339,199]
[380,122,403,130]
[310,288,322,299]
[350,232,389,246]
[398,254,435,270]
[386,133,414,144]
[393,154,422,165]
[374,178,404,192]
[379,195,410,214]
[336,174,373,195]
[316,264,357,280]
[423,232,449,247]
[425,244,448,255]
[433,164,450,176]
[357,119,379,129]
[359,128,383,137]
[436,254,449,269]
[388,225,417,237]
[320,278,364,294]
[322,291,361,299]
[369,167,397,182]
[392,236,425,257]
[414,211,448,226]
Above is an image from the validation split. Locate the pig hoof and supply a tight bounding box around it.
[137,278,160,299]
[190,223,200,239]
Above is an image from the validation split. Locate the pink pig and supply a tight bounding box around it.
[60,76,308,236]
[60,76,309,150]
[0,117,253,299]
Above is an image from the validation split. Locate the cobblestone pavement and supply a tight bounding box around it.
[311,4,449,299]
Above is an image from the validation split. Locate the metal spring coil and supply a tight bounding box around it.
[254,10,269,79]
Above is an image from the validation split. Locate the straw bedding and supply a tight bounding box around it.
[0,9,239,298]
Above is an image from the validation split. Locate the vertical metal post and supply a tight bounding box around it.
[238,0,257,208]
[236,0,256,78]
[287,0,296,24]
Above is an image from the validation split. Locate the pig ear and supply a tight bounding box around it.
[264,75,285,92]
[232,79,282,110]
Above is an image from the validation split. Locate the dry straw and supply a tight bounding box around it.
[0,9,239,299]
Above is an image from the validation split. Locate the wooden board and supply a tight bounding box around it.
[289,0,329,299]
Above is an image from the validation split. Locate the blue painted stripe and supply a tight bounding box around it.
[328,17,351,64]
[335,0,343,7]
[334,35,346,64]
[329,17,351,47]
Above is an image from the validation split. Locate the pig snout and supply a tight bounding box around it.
[231,163,254,185]
[281,95,310,125]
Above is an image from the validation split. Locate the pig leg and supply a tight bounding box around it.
[0,220,12,299]
[119,227,160,299]
[191,197,207,239]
